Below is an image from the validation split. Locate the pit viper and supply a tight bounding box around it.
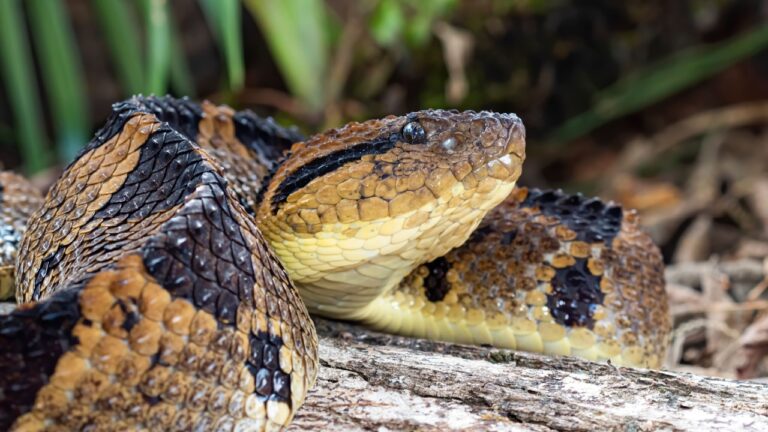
[0,96,669,431]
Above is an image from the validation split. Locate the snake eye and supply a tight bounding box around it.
[401,121,426,144]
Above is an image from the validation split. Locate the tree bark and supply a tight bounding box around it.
[290,319,768,432]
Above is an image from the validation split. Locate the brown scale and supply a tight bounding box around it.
[2,97,316,431]
[407,187,669,363]
[0,172,43,299]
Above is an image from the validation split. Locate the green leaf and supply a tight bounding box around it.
[91,0,145,95]
[27,0,90,163]
[140,0,171,95]
[199,0,244,91]
[0,0,51,173]
[244,0,332,112]
[370,0,405,47]
[403,0,457,46]
[549,25,768,144]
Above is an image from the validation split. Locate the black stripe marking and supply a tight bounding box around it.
[92,125,206,221]
[547,258,604,329]
[271,135,399,212]
[31,246,66,301]
[423,257,452,302]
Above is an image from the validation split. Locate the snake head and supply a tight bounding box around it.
[257,110,526,317]
[260,109,525,224]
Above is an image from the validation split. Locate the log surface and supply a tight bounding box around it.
[290,319,768,431]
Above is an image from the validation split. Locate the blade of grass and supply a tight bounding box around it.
[140,0,171,94]
[91,0,145,95]
[167,17,195,97]
[549,25,768,144]
[27,0,90,163]
[0,0,51,173]
[137,0,191,96]
[244,0,332,113]
[199,0,244,91]
[370,0,404,47]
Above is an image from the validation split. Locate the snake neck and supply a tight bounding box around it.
[260,179,518,319]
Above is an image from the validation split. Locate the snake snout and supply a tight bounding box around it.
[500,113,526,162]
[415,110,526,163]
[465,111,526,184]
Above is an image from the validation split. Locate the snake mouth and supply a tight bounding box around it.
[449,113,525,193]
[502,113,526,163]
[498,114,526,185]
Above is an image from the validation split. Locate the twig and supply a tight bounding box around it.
[637,101,768,170]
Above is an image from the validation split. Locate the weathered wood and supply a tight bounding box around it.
[290,319,768,432]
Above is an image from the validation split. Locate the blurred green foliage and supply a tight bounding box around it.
[550,23,768,144]
[0,0,766,175]
[0,0,52,172]
[245,0,333,113]
[26,0,89,163]
[91,0,145,95]
[370,0,457,47]
[0,0,247,173]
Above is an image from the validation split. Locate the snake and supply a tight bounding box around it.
[0,96,669,431]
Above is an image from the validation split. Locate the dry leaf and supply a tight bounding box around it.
[736,314,768,379]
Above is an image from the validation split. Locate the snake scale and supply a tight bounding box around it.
[0,96,669,431]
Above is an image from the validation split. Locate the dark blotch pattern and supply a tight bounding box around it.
[21,102,215,302]
[142,173,294,405]
[423,257,452,302]
[547,258,604,328]
[248,330,290,403]
[522,188,622,244]
[142,174,255,322]
[0,288,81,430]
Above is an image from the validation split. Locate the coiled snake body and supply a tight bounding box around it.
[0,97,669,431]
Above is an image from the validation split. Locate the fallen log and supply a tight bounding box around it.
[291,319,768,431]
